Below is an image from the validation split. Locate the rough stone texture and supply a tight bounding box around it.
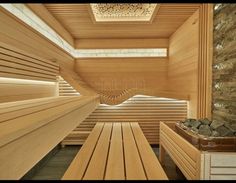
[191,120,201,128]
[215,125,234,137]
[198,125,212,136]
[199,118,212,125]
[213,4,236,136]
[211,130,220,137]
[210,120,224,129]
[224,122,236,133]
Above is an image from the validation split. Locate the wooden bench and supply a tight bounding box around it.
[0,95,99,179]
[62,122,168,180]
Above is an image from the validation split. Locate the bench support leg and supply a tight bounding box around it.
[159,144,165,166]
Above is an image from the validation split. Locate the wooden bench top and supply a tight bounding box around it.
[62,122,168,180]
[0,96,98,148]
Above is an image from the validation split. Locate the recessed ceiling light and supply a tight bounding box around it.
[89,3,159,23]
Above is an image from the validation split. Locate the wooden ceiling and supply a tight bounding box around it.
[44,3,200,39]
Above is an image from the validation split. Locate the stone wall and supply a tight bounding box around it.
[212,4,236,135]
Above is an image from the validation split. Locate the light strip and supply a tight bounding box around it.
[0,77,56,85]
[0,4,76,57]
[75,48,167,57]
[0,4,167,58]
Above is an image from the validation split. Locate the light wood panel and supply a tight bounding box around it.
[0,78,58,103]
[62,122,168,180]
[205,152,236,180]
[83,123,112,180]
[160,122,236,180]
[131,122,167,180]
[63,95,187,145]
[75,57,171,104]
[105,123,125,180]
[62,123,104,180]
[197,4,213,119]
[159,122,201,180]
[0,41,59,103]
[0,7,98,96]
[60,67,98,96]
[168,10,199,118]
[0,7,74,71]
[26,4,74,47]
[58,76,80,96]
[44,4,200,39]
[75,38,168,49]
[0,42,59,82]
[0,96,99,179]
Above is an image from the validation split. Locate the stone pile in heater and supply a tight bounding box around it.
[179,118,236,137]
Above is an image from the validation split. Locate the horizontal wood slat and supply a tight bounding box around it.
[44,4,200,39]
[0,43,59,82]
[0,95,100,179]
[58,76,80,96]
[62,95,187,145]
[159,122,201,180]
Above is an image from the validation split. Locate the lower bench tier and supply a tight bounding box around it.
[62,122,168,180]
[0,96,99,180]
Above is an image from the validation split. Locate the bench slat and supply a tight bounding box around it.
[0,97,92,147]
[131,122,168,180]
[83,123,112,180]
[105,123,125,180]
[62,123,104,180]
[0,97,77,122]
[122,122,146,180]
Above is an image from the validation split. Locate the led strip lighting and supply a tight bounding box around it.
[0,77,56,84]
[0,4,76,56]
[0,4,167,58]
[75,48,167,57]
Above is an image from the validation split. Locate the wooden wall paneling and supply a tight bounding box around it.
[0,7,74,71]
[0,8,98,96]
[197,4,213,119]
[26,4,75,47]
[75,38,169,49]
[167,10,199,118]
[75,57,176,104]
[0,79,58,103]
[58,76,80,96]
[0,96,99,179]
[60,67,98,96]
[0,42,59,82]
[62,95,187,145]
[0,41,60,103]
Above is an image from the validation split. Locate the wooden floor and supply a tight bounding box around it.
[22,145,185,180]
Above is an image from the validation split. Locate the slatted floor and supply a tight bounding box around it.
[62,122,168,180]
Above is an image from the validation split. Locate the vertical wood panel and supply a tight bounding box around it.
[197,4,213,119]
[168,10,199,118]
